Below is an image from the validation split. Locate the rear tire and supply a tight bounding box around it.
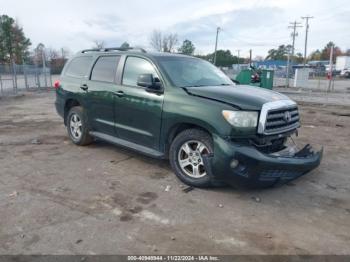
[169,129,214,187]
[66,106,93,146]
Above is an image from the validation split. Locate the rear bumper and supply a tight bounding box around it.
[55,92,65,119]
[206,135,323,188]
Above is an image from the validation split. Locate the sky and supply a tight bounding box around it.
[1,0,350,58]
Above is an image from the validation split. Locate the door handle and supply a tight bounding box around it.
[113,91,125,97]
[80,84,88,91]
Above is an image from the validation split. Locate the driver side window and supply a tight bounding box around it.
[122,57,158,87]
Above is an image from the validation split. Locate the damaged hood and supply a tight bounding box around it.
[185,85,290,110]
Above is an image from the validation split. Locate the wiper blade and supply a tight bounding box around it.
[180,85,207,88]
[181,83,232,88]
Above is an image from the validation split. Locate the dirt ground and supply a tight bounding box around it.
[0,91,349,255]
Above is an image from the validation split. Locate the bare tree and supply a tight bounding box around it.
[92,40,105,49]
[164,33,178,52]
[46,48,60,61]
[150,30,178,52]
[33,43,45,66]
[150,30,162,52]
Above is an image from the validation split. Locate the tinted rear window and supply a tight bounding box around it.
[91,56,120,83]
[65,56,92,78]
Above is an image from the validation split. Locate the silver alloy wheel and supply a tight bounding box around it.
[178,140,209,178]
[69,113,82,140]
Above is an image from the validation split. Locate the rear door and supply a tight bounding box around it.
[113,55,164,150]
[84,55,121,136]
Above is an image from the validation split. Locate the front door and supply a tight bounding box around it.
[85,55,121,135]
[114,56,164,150]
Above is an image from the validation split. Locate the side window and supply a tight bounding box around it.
[90,56,120,83]
[122,57,158,87]
[65,56,92,78]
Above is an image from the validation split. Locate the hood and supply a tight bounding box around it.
[185,85,290,110]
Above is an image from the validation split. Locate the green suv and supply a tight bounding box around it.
[55,47,322,188]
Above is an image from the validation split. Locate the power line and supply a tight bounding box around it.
[301,16,314,66]
[220,29,289,47]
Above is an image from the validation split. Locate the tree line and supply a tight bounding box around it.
[2,13,350,72]
[148,30,245,66]
[0,14,70,74]
[265,42,350,63]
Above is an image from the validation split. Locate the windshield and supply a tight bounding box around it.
[158,56,233,88]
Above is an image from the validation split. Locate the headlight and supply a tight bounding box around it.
[222,110,258,128]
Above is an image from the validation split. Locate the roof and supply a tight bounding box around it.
[77,47,191,59]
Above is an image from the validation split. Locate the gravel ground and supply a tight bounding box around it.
[0,91,349,255]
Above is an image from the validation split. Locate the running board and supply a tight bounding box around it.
[89,131,164,158]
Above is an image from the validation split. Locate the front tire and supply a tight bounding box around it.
[169,129,214,187]
[66,106,92,146]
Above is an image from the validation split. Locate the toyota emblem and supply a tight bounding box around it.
[283,111,292,123]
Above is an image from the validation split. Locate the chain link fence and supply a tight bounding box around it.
[0,63,53,97]
[223,65,350,92]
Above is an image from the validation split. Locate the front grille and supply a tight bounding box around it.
[264,106,300,135]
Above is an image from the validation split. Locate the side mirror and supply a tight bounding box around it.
[137,74,153,88]
[137,74,163,93]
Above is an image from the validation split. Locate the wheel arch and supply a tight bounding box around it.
[164,122,214,157]
[64,98,81,125]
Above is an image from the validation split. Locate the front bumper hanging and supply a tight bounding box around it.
[203,135,323,188]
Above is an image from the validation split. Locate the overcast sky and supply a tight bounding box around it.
[1,0,349,58]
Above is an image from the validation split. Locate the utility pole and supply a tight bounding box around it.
[41,46,48,88]
[286,52,291,88]
[249,49,252,67]
[301,16,314,67]
[213,27,221,66]
[286,21,302,87]
[289,21,302,59]
[236,49,240,64]
[328,44,334,92]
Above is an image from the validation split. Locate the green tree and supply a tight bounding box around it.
[295,52,304,63]
[0,15,31,63]
[178,39,195,55]
[214,50,235,66]
[196,50,243,67]
[120,42,130,49]
[309,49,322,61]
[265,45,292,60]
[320,42,342,61]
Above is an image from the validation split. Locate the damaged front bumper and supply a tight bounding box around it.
[205,135,323,188]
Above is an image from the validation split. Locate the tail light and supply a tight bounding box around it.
[54,80,61,89]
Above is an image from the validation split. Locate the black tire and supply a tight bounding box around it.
[66,106,93,146]
[169,129,214,187]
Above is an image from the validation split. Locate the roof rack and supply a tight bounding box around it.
[80,47,147,53]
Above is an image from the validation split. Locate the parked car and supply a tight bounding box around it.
[55,47,322,188]
[340,68,350,78]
